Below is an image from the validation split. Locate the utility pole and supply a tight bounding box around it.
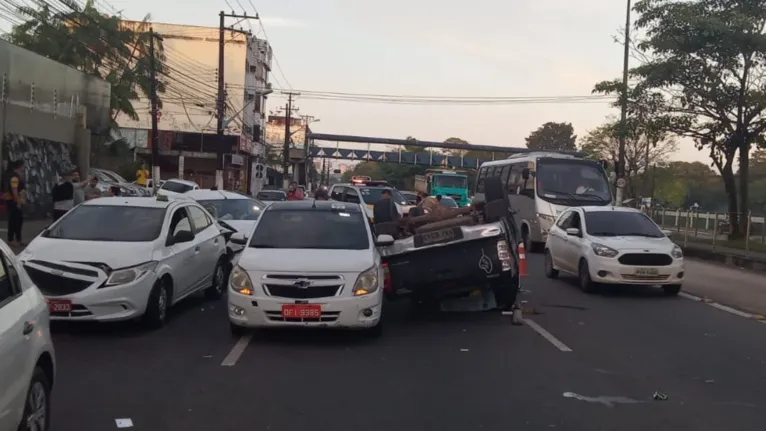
[300,115,317,190]
[616,0,632,206]
[149,27,163,196]
[217,10,257,190]
[281,91,300,188]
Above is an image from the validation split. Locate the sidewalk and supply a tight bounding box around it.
[683,258,766,317]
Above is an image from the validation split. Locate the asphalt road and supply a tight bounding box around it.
[48,254,766,431]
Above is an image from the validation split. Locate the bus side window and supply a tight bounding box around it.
[475,167,488,193]
[508,164,521,195]
[500,165,511,190]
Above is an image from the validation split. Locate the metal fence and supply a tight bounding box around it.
[647,209,766,257]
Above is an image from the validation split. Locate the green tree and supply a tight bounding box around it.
[602,0,766,238]
[525,122,577,152]
[8,0,167,131]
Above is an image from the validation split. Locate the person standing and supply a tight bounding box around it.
[82,176,103,200]
[2,160,26,246]
[136,162,150,187]
[72,170,86,205]
[52,171,75,221]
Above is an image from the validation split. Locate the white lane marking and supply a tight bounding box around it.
[524,318,573,352]
[679,292,766,322]
[115,418,134,428]
[221,334,252,366]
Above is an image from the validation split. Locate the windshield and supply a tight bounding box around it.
[44,206,165,242]
[433,175,467,189]
[359,188,409,206]
[439,197,458,208]
[161,181,194,194]
[197,198,265,221]
[257,191,287,201]
[536,159,611,204]
[250,210,370,250]
[585,211,664,237]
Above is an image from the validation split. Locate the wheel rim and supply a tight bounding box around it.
[158,286,167,321]
[25,381,46,431]
[214,265,225,293]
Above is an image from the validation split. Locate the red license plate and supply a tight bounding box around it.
[281,304,321,319]
[48,300,72,313]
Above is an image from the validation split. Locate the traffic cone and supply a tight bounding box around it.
[518,241,528,276]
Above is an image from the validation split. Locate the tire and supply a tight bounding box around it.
[230,322,247,337]
[205,259,227,300]
[521,225,531,253]
[544,249,559,279]
[663,284,682,296]
[578,259,598,294]
[18,366,51,431]
[143,280,170,329]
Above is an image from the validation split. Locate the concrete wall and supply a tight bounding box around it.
[0,40,110,216]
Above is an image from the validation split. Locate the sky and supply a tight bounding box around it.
[6,0,708,163]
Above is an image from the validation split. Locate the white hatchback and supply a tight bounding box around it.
[18,196,228,328]
[0,239,56,431]
[544,206,684,295]
[228,200,389,337]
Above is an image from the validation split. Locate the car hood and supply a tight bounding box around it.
[217,219,257,235]
[20,236,156,268]
[590,235,675,252]
[239,249,374,273]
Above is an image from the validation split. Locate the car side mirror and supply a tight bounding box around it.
[375,234,395,246]
[172,230,195,244]
[230,232,248,245]
[521,168,530,180]
[565,228,581,236]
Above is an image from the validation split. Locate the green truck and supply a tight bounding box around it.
[414,169,471,207]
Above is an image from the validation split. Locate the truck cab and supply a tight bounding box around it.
[415,170,470,207]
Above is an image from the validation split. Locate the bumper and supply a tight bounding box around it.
[47,275,157,321]
[588,257,684,285]
[228,289,383,329]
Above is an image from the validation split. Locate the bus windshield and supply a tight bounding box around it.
[535,159,611,204]
[433,175,467,189]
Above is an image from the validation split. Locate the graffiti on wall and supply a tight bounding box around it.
[3,134,76,216]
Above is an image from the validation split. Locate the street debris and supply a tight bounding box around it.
[653,391,668,401]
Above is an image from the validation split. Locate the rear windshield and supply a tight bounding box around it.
[161,181,194,194]
[359,188,409,206]
[257,191,287,200]
[44,206,166,242]
[197,198,265,221]
[250,210,370,250]
[584,211,664,238]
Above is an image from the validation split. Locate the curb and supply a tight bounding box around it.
[679,244,766,273]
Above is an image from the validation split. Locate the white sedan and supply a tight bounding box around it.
[18,195,228,328]
[156,178,200,196]
[0,238,56,431]
[228,200,389,337]
[544,206,684,295]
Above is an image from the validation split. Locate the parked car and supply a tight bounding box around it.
[256,190,287,201]
[156,179,200,197]
[90,168,145,197]
[0,238,56,431]
[18,195,228,328]
[544,206,684,295]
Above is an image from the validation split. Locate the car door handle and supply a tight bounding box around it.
[213,237,219,244]
[23,321,34,335]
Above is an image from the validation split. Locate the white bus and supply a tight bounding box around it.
[473,152,613,251]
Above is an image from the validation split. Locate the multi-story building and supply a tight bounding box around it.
[116,21,271,192]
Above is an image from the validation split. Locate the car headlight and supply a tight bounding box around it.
[230,265,254,295]
[352,266,379,296]
[591,243,619,258]
[671,245,683,259]
[104,261,157,286]
[537,213,555,223]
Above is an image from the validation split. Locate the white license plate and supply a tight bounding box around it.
[634,268,659,276]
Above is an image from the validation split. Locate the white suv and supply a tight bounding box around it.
[18,196,228,328]
[228,200,390,337]
[0,239,56,431]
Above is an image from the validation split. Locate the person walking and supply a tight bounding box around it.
[2,160,26,246]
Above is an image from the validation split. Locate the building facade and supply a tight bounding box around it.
[116,21,271,192]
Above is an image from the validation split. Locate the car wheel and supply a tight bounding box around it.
[230,322,247,337]
[205,259,227,300]
[19,366,51,431]
[663,284,682,296]
[143,280,170,329]
[544,250,559,279]
[578,259,598,294]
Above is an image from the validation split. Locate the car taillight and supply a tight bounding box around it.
[497,240,512,272]
[382,263,392,293]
